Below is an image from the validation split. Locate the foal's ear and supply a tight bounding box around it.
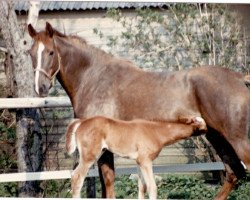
[45,22,54,38]
[28,24,37,38]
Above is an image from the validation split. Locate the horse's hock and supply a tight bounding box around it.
[40,105,220,180]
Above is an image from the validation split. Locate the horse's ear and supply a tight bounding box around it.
[45,22,54,38]
[28,24,37,38]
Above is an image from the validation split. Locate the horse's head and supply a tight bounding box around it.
[28,22,63,97]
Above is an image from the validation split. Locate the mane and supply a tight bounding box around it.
[66,34,114,60]
[67,35,88,48]
[53,29,141,70]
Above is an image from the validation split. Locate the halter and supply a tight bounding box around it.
[34,53,61,84]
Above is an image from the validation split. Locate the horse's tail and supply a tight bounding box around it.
[244,75,250,86]
[65,119,81,155]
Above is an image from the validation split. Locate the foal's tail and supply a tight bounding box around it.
[65,119,81,155]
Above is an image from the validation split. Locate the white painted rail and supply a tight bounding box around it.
[0,97,71,109]
[0,162,225,183]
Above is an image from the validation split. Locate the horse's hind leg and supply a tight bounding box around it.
[98,150,116,198]
[225,101,250,173]
[213,164,237,200]
[206,129,245,200]
[228,139,250,173]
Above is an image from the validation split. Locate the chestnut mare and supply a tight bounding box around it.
[65,116,207,199]
[28,22,250,200]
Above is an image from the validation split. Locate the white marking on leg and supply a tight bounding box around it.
[35,42,45,95]
[241,161,247,169]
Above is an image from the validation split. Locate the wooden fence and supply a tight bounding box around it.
[0,97,225,183]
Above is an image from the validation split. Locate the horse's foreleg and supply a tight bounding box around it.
[214,164,237,200]
[98,150,115,198]
[138,160,157,200]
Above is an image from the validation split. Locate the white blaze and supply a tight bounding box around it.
[35,42,45,95]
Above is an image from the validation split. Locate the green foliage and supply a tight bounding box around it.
[158,174,218,199]
[0,120,16,172]
[229,177,250,200]
[0,183,17,197]
[0,119,17,197]
[0,153,16,172]
[97,4,249,73]
[0,121,16,142]
[114,175,138,198]
[41,179,71,198]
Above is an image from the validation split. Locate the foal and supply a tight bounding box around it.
[66,116,207,199]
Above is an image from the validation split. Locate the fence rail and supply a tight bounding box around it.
[0,97,71,109]
[0,97,225,183]
[0,162,225,183]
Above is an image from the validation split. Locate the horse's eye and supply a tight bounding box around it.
[49,51,54,56]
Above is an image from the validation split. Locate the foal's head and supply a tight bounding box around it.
[28,22,64,97]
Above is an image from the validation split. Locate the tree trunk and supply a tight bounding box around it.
[0,1,43,197]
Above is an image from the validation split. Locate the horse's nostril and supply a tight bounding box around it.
[42,84,46,89]
[39,84,47,94]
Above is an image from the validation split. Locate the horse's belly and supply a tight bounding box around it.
[117,94,200,121]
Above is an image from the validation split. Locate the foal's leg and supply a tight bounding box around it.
[72,135,104,198]
[71,161,94,198]
[137,167,147,199]
[138,159,157,200]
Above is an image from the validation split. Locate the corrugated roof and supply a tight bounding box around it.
[15,1,168,12]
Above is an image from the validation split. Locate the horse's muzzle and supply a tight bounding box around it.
[35,84,50,97]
